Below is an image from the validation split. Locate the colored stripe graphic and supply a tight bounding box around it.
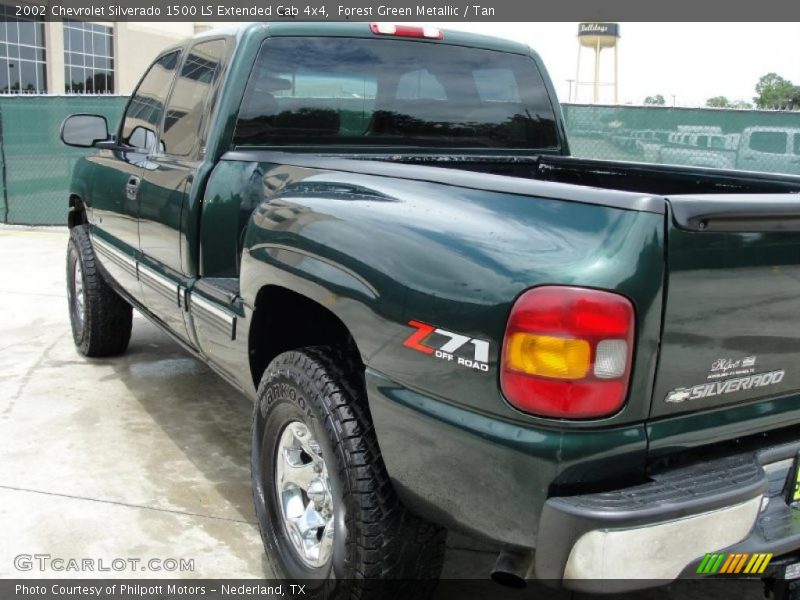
[697,554,712,573]
[697,553,773,575]
[734,553,749,573]
[754,554,768,573]
[720,553,739,573]
[719,554,736,573]
[712,554,726,573]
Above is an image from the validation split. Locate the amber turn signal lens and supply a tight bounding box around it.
[505,332,591,380]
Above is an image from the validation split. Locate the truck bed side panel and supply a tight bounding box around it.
[232,159,666,429]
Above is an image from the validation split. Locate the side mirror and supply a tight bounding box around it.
[60,114,110,148]
[127,125,157,152]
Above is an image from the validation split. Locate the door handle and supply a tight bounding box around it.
[126,176,140,201]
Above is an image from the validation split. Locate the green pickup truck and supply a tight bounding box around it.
[60,22,800,598]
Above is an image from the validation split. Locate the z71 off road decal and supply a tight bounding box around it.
[403,320,490,372]
[665,370,785,404]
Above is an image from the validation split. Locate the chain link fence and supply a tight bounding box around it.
[1,98,800,225]
[563,103,800,175]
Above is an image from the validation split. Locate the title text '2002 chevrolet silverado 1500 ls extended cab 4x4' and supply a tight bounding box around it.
[60,21,800,598]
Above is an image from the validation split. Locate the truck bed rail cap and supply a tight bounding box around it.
[222,150,666,215]
[670,193,800,232]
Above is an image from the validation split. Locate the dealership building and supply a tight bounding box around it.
[0,10,212,95]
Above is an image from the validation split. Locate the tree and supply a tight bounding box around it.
[729,99,754,110]
[791,87,800,108]
[706,96,730,108]
[643,94,666,106]
[754,73,798,109]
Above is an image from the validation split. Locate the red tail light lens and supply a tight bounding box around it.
[501,286,635,419]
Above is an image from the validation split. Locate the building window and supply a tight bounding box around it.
[0,6,47,94]
[64,20,114,94]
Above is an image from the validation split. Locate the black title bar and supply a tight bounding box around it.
[5,0,800,21]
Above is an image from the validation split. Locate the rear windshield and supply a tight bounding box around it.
[234,37,559,150]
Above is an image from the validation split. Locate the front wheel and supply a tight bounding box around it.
[251,347,446,600]
[66,226,132,357]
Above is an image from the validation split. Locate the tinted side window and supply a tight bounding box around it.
[161,40,226,156]
[749,131,787,154]
[793,135,800,155]
[121,51,180,151]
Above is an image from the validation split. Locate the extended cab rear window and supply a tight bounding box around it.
[234,36,559,150]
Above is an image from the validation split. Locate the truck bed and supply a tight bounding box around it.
[357,153,800,196]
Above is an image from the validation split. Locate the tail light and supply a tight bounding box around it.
[501,286,635,419]
[370,23,444,40]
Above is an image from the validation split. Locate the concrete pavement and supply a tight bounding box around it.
[0,227,266,579]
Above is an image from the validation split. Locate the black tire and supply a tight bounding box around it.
[252,347,446,600]
[66,225,133,357]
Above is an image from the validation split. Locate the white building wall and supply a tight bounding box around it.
[43,21,64,93]
[114,23,197,94]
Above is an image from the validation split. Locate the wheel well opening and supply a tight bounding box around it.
[249,285,363,388]
[68,195,87,229]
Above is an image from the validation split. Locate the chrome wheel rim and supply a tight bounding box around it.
[73,259,85,327]
[275,421,335,569]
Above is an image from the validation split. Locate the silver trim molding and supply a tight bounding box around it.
[93,236,137,275]
[139,263,180,305]
[190,293,237,340]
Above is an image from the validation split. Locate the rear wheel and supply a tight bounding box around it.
[251,347,446,600]
[66,225,132,357]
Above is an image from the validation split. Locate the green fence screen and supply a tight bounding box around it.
[0,96,126,225]
[1,98,800,225]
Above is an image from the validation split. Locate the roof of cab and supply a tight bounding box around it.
[188,22,532,55]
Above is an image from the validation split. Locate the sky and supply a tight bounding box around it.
[429,22,800,107]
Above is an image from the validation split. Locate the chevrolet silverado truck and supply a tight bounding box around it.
[60,22,800,598]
